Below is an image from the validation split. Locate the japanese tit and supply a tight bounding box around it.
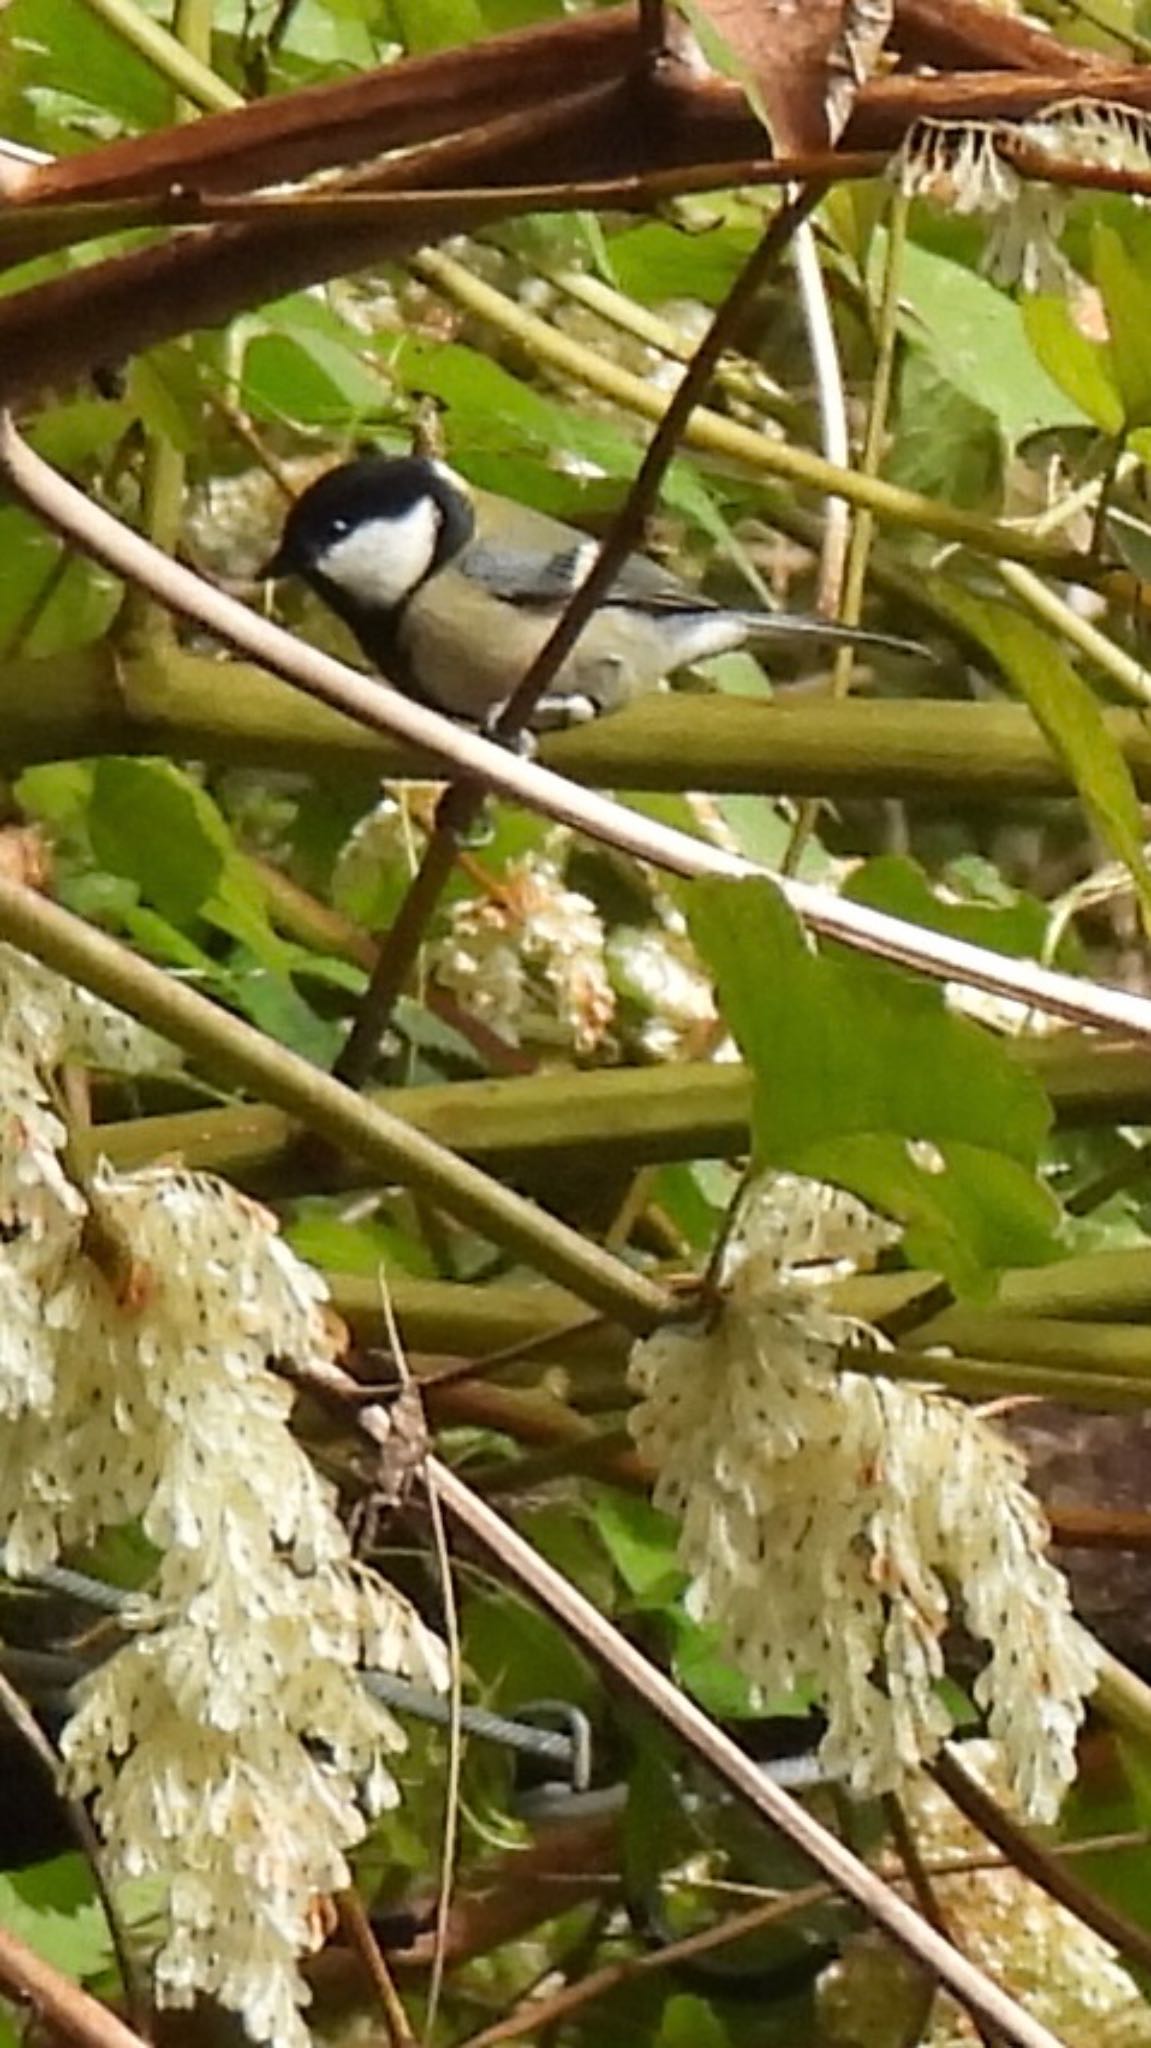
[264,454,922,730]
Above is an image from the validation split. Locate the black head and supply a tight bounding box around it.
[262,455,475,613]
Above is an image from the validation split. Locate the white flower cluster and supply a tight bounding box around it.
[432,851,615,1055]
[629,1175,1098,1820]
[608,907,720,1063]
[0,947,446,2048]
[894,118,1069,293]
[1023,95,1151,178]
[823,1745,1151,2047]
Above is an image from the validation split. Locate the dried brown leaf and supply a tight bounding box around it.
[677,0,894,151]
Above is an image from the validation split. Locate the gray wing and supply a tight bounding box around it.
[460,535,708,613]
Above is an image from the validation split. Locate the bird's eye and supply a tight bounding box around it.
[327,516,352,541]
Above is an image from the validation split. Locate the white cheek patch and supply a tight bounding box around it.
[316,501,441,608]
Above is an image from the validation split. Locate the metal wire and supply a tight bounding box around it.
[1,1551,588,1783]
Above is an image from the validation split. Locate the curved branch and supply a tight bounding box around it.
[5,418,1151,1044]
[0,1924,148,2048]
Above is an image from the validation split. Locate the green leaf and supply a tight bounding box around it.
[1021,295,1124,436]
[686,877,1050,1167]
[607,219,759,307]
[887,351,1002,508]
[591,1487,684,1604]
[0,1858,111,1980]
[656,1996,731,2048]
[804,1133,1061,1295]
[1,0,172,135]
[684,875,1057,1290]
[845,855,1052,961]
[286,1198,435,1277]
[893,238,1088,442]
[386,0,486,49]
[667,1612,764,1717]
[88,760,228,924]
[938,584,1151,919]
[1091,223,1151,430]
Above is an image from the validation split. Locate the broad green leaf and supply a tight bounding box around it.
[28,398,137,467]
[224,959,343,1063]
[0,0,171,135]
[1021,295,1124,436]
[887,351,1001,508]
[667,1612,763,1717]
[0,1858,111,1980]
[892,238,1088,443]
[386,0,486,50]
[88,759,228,924]
[607,219,759,307]
[845,855,1052,961]
[1092,223,1151,430]
[286,1198,436,1277]
[656,1996,731,2048]
[463,1588,599,1713]
[803,1133,1061,1295]
[241,331,382,424]
[938,584,1151,919]
[591,1487,684,1604]
[686,877,1051,1167]
[685,876,1056,1289]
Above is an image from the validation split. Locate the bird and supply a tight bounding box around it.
[263,453,924,731]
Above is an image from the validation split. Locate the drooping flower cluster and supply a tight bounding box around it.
[432,849,615,1055]
[0,946,446,2048]
[629,1175,1098,1820]
[894,117,1069,293]
[823,1745,1151,2048]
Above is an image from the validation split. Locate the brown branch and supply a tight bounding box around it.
[292,1349,1070,2048]
[893,0,1111,71]
[0,1924,149,2048]
[2,0,1106,218]
[932,1746,1151,1976]
[7,420,1151,1044]
[451,1881,833,2048]
[16,8,642,205]
[332,183,820,1088]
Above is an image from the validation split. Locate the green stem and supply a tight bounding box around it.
[77,0,241,109]
[412,247,1079,570]
[90,1034,1151,1197]
[0,879,667,1332]
[24,647,1151,798]
[997,557,1151,709]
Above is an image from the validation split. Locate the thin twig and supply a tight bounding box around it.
[7,418,1151,1043]
[333,185,821,1086]
[0,1922,150,2048]
[376,1273,461,2045]
[0,1666,150,2036]
[335,1889,415,2048]
[932,1745,1151,1976]
[452,1881,832,2048]
[289,1355,1070,2046]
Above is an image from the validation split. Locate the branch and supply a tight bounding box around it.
[5,423,1151,1046]
[13,654,1151,806]
[292,1347,1072,2048]
[429,1459,1066,2048]
[0,1924,148,2048]
[0,872,667,1331]
[333,185,820,1086]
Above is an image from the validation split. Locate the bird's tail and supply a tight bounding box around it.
[738,612,927,661]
